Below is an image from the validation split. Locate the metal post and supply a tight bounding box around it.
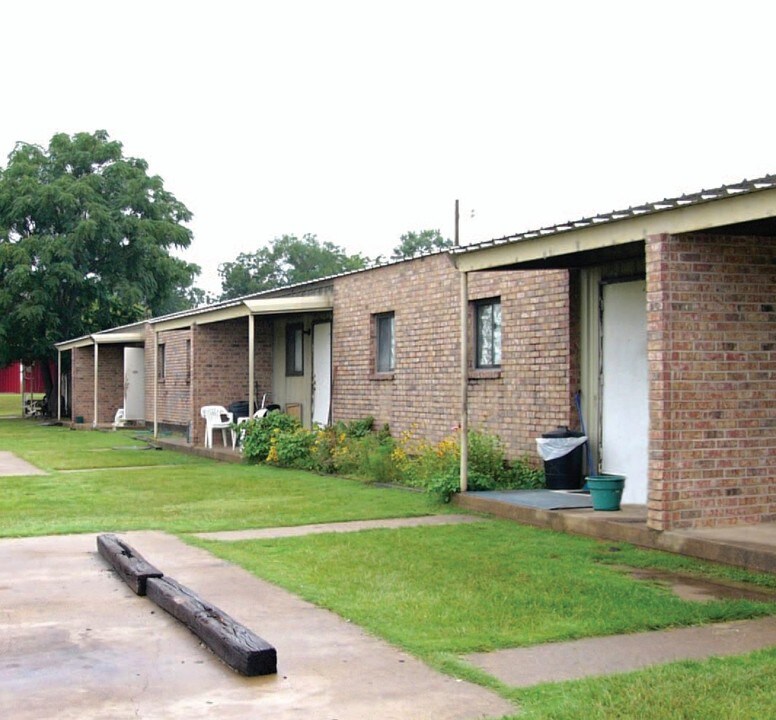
[457,199,469,492]
[460,268,469,493]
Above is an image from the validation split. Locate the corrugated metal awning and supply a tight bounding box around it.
[455,175,776,272]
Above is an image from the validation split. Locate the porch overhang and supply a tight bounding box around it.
[151,294,334,333]
[454,184,776,272]
[242,294,333,315]
[55,330,146,351]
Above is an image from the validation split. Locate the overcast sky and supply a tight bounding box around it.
[3,1,775,295]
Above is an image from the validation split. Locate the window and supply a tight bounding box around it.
[185,339,191,383]
[475,299,501,368]
[375,312,395,373]
[285,323,304,376]
[157,343,166,381]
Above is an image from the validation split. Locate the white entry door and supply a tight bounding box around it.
[123,347,145,420]
[600,280,648,504]
[312,322,332,426]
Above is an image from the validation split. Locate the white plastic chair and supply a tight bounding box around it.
[200,405,234,449]
[113,408,127,430]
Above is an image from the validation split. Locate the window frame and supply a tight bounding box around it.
[374,311,395,375]
[474,297,502,369]
[157,342,166,381]
[285,323,304,377]
[185,338,191,384]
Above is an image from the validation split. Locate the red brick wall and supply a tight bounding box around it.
[331,254,574,459]
[71,346,92,424]
[71,344,124,425]
[143,327,192,427]
[647,233,776,530]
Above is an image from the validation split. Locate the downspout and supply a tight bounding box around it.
[456,199,469,493]
[93,342,99,428]
[248,314,255,415]
[460,268,469,492]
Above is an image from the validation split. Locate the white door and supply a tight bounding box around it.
[124,347,145,420]
[312,322,332,426]
[600,280,648,504]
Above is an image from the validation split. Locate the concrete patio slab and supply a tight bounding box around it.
[0,451,46,476]
[0,531,514,720]
[467,616,776,687]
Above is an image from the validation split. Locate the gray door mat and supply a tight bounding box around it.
[466,489,593,510]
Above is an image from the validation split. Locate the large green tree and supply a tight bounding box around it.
[391,229,453,259]
[0,130,199,389]
[219,233,368,299]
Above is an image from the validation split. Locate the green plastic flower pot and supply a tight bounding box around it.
[586,474,625,511]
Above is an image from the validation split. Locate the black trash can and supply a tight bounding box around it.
[539,426,585,490]
[228,400,250,420]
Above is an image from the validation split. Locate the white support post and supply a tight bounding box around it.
[57,350,62,420]
[93,342,99,428]
[248,314,255,416]
[153,332,159,439]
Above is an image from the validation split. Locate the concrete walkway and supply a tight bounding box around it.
[195,514,484,541]
[467,616,776,687]
[0,450,46,475]
[0,531,514,720]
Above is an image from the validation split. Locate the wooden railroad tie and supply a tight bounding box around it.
[147,575,277,677]
[97,533,163,596]
[96,534,277,676]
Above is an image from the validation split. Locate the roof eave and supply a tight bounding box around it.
[455,185,776,272]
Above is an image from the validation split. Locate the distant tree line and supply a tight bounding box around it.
[218,229,453,300]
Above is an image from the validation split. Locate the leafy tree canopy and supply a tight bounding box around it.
[391,229,453,259]
[219,233,368,299]
[0,130,199,370]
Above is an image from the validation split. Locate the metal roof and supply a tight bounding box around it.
[452,174,776,255]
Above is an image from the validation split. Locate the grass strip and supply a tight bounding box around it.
[513,647,776,720]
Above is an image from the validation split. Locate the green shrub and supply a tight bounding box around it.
[504,455,545,489]
[467,429,508,482]
[338,416,375,438]
[275,427,315,468]
[241,412,302,463]
[427,469,497,503]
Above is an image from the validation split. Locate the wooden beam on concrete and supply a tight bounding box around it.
[96,534,163,596]
[146,575,277,676]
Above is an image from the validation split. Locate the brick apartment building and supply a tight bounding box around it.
[56,174,776,533]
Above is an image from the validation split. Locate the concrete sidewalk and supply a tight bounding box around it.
[195,514,484,541]
[0,450,46,475]
[0,531,514,720]
[467,616,776,687]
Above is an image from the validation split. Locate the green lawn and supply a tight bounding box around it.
[0,393,23,417]
[0,419,443,536]
[2,418,775,719]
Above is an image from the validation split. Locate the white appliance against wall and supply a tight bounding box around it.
[600,279,648,505]
[311,322,332,426]
[123,347,145,421]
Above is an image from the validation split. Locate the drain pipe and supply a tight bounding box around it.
[457,200,468,493]
[460,268,469,493]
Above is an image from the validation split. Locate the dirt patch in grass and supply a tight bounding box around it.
[623,566,776,603]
